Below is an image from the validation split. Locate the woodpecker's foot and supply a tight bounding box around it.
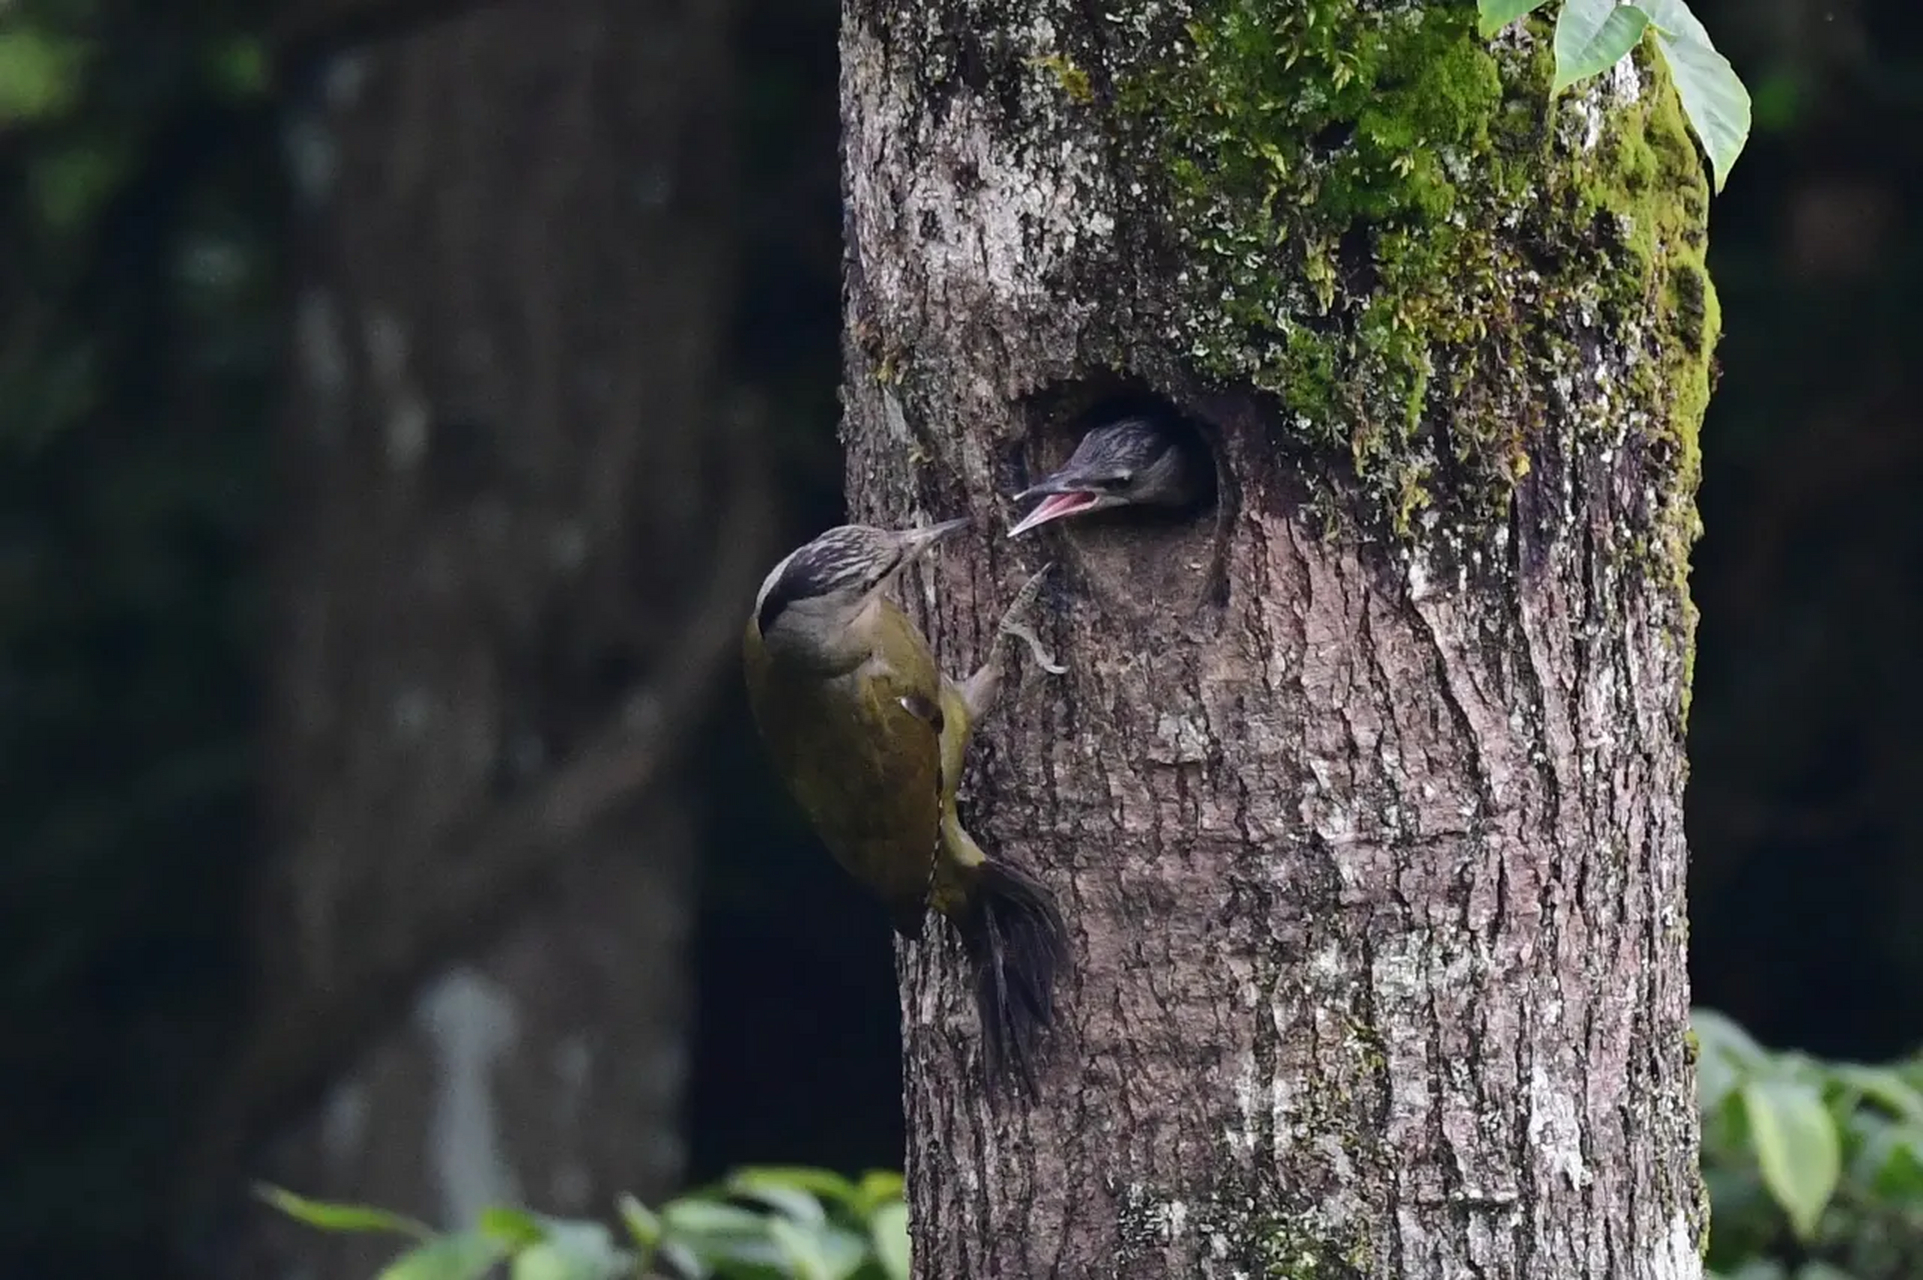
[956,564,1062,720]
[997,563,1066,676]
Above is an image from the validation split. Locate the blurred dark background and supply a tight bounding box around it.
[0,0,1915,1274]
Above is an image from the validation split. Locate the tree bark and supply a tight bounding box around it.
[179,0,765,1273]
[840,3,1711,1277]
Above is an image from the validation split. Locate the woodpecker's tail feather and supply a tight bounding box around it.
[956,854,1069,1102]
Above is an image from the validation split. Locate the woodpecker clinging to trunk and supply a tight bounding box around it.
[741,518,1069,1098]
[1009,414,1210,537]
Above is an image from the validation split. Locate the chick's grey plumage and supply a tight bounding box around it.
[1009,416,1205,537]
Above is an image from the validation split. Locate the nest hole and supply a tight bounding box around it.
[1007,375,1232,623]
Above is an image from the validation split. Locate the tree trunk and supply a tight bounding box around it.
[840,3,1711,1277]
[178,0,766,1273]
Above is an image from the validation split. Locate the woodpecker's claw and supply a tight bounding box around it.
[997,563,1066,675]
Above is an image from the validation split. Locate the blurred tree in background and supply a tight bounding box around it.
[0,0,1918,1276]
[0,0,278,1270]
[187,1,770,1276]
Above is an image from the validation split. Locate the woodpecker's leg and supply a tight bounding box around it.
[958,563,1064,722]
[928,565,1064,905]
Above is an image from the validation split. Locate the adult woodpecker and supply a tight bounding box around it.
[1008,414,1209,537]
[742,518,1069,1096]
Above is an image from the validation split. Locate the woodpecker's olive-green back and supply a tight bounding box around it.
[743,600,954,932]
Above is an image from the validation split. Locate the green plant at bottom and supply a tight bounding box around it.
[1696,1009,1923,1280]
[260,1165,909,1280]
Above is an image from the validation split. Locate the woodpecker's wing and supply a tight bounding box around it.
[860,603,949,930]
[742,604,948,935]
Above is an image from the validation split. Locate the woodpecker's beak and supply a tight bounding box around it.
[899,514,971,557]
[884,515,971,579]
[869,515,969,601]
[1009,475,1105,538]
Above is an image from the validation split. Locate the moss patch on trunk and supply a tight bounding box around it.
[1111,0,1715,570]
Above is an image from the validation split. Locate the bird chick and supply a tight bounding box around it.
[743,518,1069,1097]
[1009,414,1208,537]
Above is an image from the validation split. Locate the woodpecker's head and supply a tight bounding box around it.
[1009,416,1205,537]
[751,517,969,660]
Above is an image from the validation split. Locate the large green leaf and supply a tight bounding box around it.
[662,1199,786,1239]
[376,1232,505,1280]
[253,1185,431,1239]
[509,1245,582,1280]
[869,1202,910,1280]
[766,1218,868,1280]
[1865,1125,1923,1202]
[727,1166,861,1210]
[853,1170,905,1217]
[660,1199,789,1272]
[1691,1008,1768,1067]
[1551,0,1650,94]
[617,1193,662,1251]
[1477,0,1551,39]
[1639,0,1750,191]
[479,1206,550,1249]
[1831,1063,1923,1126]
[725,1172,830,1227]
[1741,1079,1841,1240]
[508,1221,629,1280]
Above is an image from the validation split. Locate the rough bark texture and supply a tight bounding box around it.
[180,0,764,1273]
[840,2,1710,1277]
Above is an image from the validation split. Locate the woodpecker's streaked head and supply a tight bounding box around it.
[1009,417,1204,537]
[751,517,969,660]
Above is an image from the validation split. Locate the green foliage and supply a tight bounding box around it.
[263,1168,912,1280]
[1742,1077,1843,1241]
[1697,1009,1923,1280]
[1477,0,1751,190]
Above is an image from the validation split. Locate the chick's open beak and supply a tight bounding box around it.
[1009,471,1107,538]
[1009,492,1099,537]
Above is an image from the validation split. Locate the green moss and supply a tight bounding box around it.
[1584,54,1716,613]
[1112,2,1716,569]
[1027,51,1093,103]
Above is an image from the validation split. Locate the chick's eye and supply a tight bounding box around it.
[1098,472,1133,491]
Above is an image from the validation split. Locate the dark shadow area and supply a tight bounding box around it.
[1682,0,1923,1060]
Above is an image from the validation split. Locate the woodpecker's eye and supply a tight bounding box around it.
[1097,472,1133,491]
